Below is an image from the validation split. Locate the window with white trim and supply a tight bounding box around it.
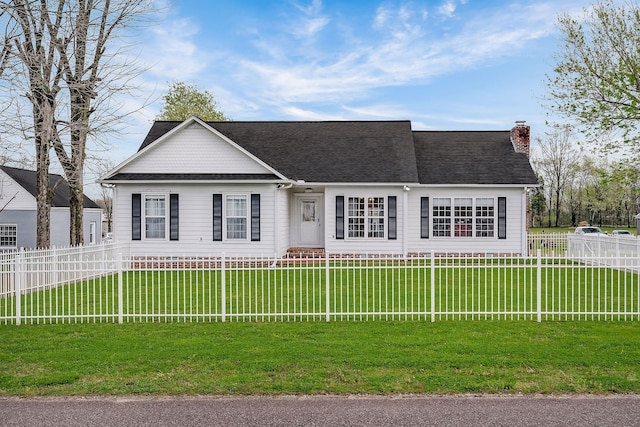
[432,198,451,237]
[432,197,496,238]
[225,195,248,240]
[347,196,385,238]
[0,224,17,248]
[475,198,495,237]
[89,221,97,244]
[144,195,166,239]
[454,198,473,237]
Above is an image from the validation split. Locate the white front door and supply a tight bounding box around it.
[299,196,323,246]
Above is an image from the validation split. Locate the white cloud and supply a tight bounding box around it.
[281,106,346,120]
[437,0,457,17]
[229,1,561,107]
[289,0,330,39]
[141,17,208,81]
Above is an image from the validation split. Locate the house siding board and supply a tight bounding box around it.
[0,170,37,210]
[82,209,103,244]
[406,188,525,254]
[113,183,277,256]
[278,190,290,255]
[0,210,36,249]
[121,124,272,175]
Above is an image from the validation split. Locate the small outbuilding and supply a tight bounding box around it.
[0,165,103,249]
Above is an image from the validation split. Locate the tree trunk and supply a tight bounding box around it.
[34,97,54,249]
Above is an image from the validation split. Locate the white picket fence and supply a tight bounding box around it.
[1,237,639,325]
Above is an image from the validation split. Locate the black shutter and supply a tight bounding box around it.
[498,196,507,239]
[170,194,179,241]
[336,196,344,240]
[132,193,141,240]
[251,194,260,241]
[388,196,397,240]
[213,194,222,241]
[421,197,429,239]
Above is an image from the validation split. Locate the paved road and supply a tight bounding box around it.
[1,395,639,426]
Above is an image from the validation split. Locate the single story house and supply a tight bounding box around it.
[100,117,538,257]
[0,165,103,249]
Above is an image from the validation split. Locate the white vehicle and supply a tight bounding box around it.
[611,230,634,237]
[574,226,604,235]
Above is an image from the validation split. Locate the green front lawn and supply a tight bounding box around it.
[0,321,638,396]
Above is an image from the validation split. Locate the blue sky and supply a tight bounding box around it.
[111,0,596,165]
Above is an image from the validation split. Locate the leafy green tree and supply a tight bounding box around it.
[157,81,229,121]
[546,0,640,154]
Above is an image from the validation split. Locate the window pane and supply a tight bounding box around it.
[368,218,385,238]
[145,196,165,216]
[348,197,365,216]
[348,218,365,238]
[227,218,247,239]
[226,196,247,216]
[146,217,165,239]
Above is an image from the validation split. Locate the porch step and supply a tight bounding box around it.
[285,247,326,258]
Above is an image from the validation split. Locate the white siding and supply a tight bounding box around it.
[0,171,36,210]
[325,186,405,255]
[406,187,526,254]
[113,183,278,257]
[277,189,290,255]
[119,123,273,175]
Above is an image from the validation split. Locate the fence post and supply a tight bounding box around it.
[537,252,542,323]
[15,249,22,326]
[221,253,226,322]
[430,250,435,322]
[325,252,331,322]
[117,252,123,324]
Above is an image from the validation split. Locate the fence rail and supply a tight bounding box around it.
[1,239,640,324]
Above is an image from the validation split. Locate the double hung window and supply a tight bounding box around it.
[432,198,451,237]
[226,195,248,240]
[475,198,495,237]
[144,195,166,239]
[347,196,385,238]
[0,224,17,248]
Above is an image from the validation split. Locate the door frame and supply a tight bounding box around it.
[292,193,324,247]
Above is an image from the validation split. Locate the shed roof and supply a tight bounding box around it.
[0,165,100,208]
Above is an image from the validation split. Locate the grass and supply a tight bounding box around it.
[0,321,639,396]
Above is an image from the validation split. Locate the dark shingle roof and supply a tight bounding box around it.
[412,131,538,185]
[139,121,420,183]
[133,119,538,186]
[0,165,100,208]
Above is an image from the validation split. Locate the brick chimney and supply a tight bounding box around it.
[510,120,530,158]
